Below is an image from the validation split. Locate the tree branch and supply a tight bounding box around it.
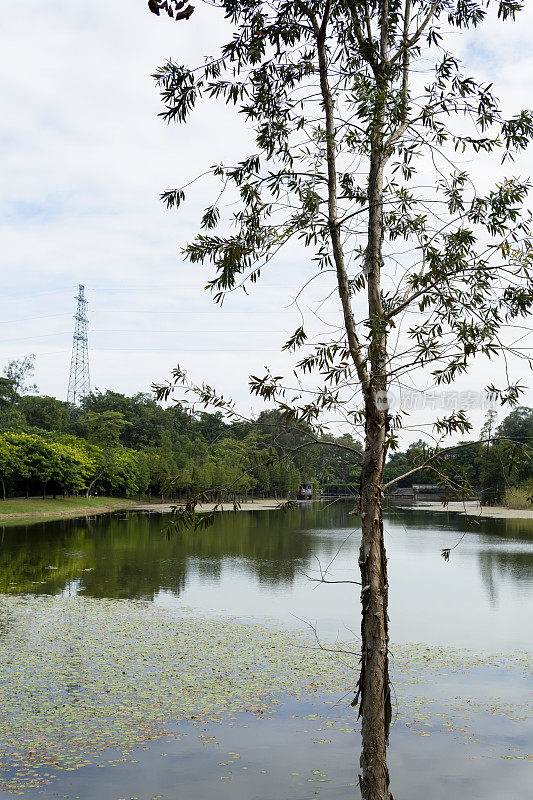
[313,12,371,395]
[389,0,442,67]
[382,437,533,490]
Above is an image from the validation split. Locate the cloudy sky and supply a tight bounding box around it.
[1,1,532,444]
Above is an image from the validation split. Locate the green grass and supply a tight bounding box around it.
[0,496,139,521]
[503,482,533,510]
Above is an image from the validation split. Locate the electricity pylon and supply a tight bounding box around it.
[67,284,91,409]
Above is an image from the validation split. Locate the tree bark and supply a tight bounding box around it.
[356,64,392,795]
[357,411,391,800]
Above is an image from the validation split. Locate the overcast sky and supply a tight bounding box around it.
[1,1,532,445]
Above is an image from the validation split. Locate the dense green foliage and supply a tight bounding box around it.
[0,379,531,503]
[0,387,362,499]
[383,409,533,504]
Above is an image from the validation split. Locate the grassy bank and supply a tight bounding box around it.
[0,496,141,524]
[0,496,297,526]
[503,483,533,510]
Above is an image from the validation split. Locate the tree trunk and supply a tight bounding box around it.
[357,411,391,800]
[1,479,5,501]
[354,36,392,789]
[312,16,391,796]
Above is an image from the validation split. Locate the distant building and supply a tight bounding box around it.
[298,483,314,499]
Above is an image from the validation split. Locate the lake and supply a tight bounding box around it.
[0,503,531,799]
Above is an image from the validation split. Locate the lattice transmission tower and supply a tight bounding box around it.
[67,284,91,408]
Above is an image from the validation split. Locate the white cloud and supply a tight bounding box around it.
[0,1,531,442]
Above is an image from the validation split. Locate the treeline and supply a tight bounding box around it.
[1,366,531,505]
[384,407,533,505]
[0,430,145,501]
[0,382,361,500]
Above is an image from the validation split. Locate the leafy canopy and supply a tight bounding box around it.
[153,0,533,451]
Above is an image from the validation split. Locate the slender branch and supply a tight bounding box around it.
[389,0,442,66]
[319,0,332,38]
[311,10,371,394]
[159,374,366,460]
[303,574,362,586]
[401,0,411,107]
[382,437,533,490]
[363,0,373,43]
[380,0,389,60]
[344,0,378,71]
[383,120,410,156]
[385,275,442,320]
[381,0,413,157]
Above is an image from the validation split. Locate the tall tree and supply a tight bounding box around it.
[3,354,37,398]
[151,2,533,797]
[83,411,130,498]
[0,435,17,500]
[17,395,71,433]
[0,378,17,410]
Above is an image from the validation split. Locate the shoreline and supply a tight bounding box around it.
[397,499,533,520]
[2,496,533,525]
[136,498,289,514]
[0,496,292,525]
[0,497,143,525]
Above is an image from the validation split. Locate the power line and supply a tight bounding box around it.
[0,330,300,344]
[25,347,289,355]
[0,308,341,325]
[0,314,70,325]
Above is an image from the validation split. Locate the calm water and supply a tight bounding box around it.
[1,503,532,800]
[2,502,532,650]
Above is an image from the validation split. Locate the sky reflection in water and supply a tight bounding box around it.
[2,502,532,651]
[0,504,532,800]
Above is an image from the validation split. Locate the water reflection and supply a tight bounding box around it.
[0,506,358,596]
[479,548,533,591]
[1,503,532,651]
